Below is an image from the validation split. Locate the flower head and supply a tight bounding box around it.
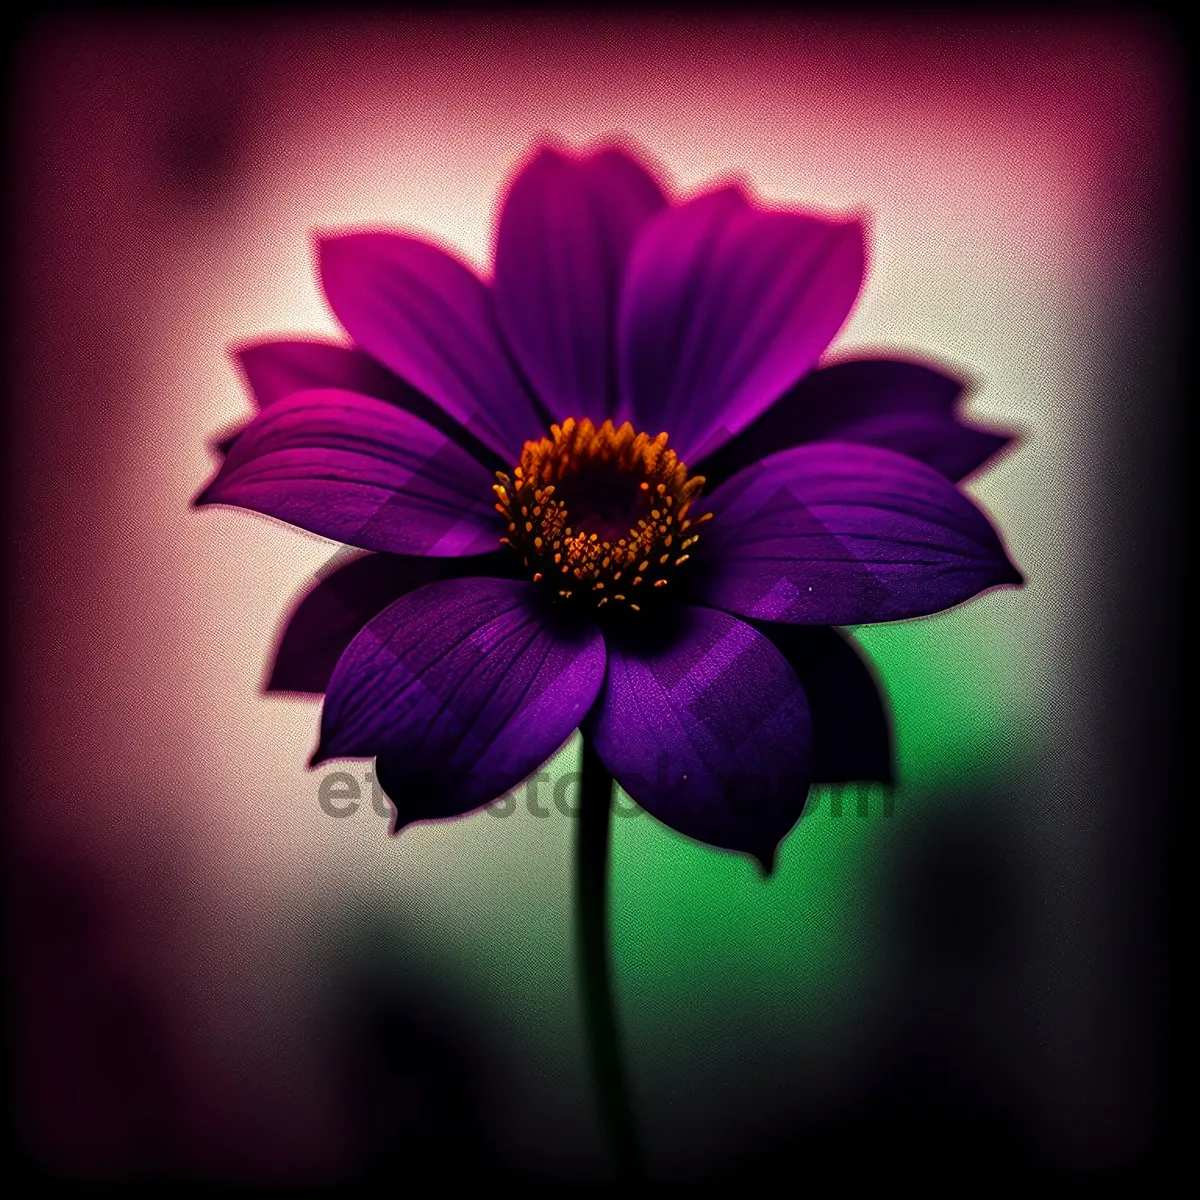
[197,143,1021,871]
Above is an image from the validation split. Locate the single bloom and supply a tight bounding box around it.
[197,142,1021,871]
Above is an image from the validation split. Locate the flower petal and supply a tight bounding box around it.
[590,607,812,871]
[755,623,892,784]
[494,145,666,422]
[694,441,1022,624]
[195,388,502,555]
[314,578,606,827]
[232,337,504,466]
[267,550,524,695]
[617,188,864,464]
[812,413,1013,485]
[318,233,546,460]
[696,358,1014,486]
[235,338,417,409]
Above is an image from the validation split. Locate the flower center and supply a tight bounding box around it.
[493,418,711,612]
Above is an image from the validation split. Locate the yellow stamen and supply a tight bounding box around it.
[492,417,711,614]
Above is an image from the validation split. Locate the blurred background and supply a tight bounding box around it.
[8,14,1182,1184]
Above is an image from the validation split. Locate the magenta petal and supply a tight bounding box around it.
[314,578,606,827]
[235,339,416,409]
[318,233,546,460]
[494,146,666,422]
[232,337,504,464]
[617,188,865,464]
[195,388,502,555]
[696,358,1014,486]
[695,441,1022,624]
[590,607,812,870]
[756,623,892,784]
[267,550,524,695]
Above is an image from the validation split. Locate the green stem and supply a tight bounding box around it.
[575,735,644,1179]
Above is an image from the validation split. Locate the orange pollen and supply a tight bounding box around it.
[493,418,711,612]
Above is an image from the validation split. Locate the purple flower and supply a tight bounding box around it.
[197,144,1021,870]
